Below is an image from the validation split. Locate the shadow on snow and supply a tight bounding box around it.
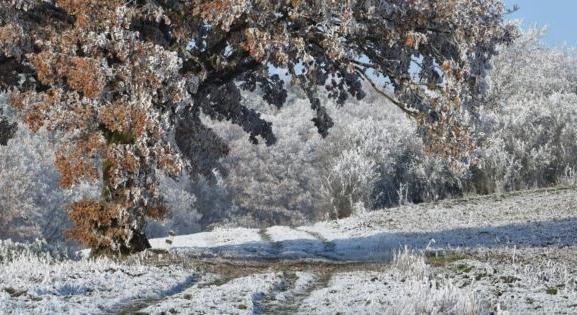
[167,218,577,263]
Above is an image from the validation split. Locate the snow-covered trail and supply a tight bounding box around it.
[150,187,577,263]
[3,187,577,314]
[136,187,577,314]
[135,258,386,314]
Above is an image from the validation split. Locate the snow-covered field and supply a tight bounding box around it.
[2,187,577,314]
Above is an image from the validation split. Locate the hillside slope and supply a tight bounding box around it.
[2,187,577,314]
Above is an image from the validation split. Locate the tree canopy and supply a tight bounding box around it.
[0,0,515,253]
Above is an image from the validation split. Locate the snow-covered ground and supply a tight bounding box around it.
[151,187,577,262]
[0,241,196,314]
[2,187,577,314]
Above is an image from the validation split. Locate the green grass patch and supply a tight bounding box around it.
[546,287,558,295]
[456,263,473,273]
[425,251,467,267]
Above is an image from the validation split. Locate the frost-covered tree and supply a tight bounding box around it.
[474,29,577,193]
[0,0,514,253]
[214,29,577,224]
[0,123,98,243]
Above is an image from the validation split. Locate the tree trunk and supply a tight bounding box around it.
[0,115,16,146]
[91,230,151,257]
[126,230,151,254]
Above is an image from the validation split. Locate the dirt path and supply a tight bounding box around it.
[6,188,574,314]
[297,229,337,258]
[258,228,283,257]
[255,271,333,315]
[122,249,390,314]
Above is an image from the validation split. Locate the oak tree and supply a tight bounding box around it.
[0,0,514,253]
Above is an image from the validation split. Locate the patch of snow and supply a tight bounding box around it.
[0,255,195,314]
[150,227,262,249]
[142,273,285,314]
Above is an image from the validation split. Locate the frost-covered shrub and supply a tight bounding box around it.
[321,147,378,218]
[474,94,577,193]
[322,92,468,211]
[320,113,398,216]
[380,149,466,207]
[0,126,96,242]
[474,29,577,193]
[1,97,98,243]
[207,95,328,227]
[0,239,78,264]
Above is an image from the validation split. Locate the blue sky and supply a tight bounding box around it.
[503,0,577,46]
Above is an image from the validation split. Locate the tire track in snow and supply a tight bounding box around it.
[116,271,245,314]
[252,271,298,314]
[255,271,334,315]
[112,274,199,315]
[297,229,337,260]
[258,227,283,257]
[253,262,389,314]
[117,253,388,314]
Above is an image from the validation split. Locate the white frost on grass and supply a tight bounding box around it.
[448,246,577,313]
[297,271,481,315]
[144,189,577,264]
[0,252,195,314]
[3,188,577,314]
[298,248,482,315]
[142,272,285,314]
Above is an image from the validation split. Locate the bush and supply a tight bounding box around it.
[0,95,98,243]
[475,29,577,193]
[0,239,77,264]
[0,126,98,243]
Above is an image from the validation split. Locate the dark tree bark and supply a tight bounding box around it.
[91,231,151,257]
[0,115,16,146]
[126,231,151,254]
